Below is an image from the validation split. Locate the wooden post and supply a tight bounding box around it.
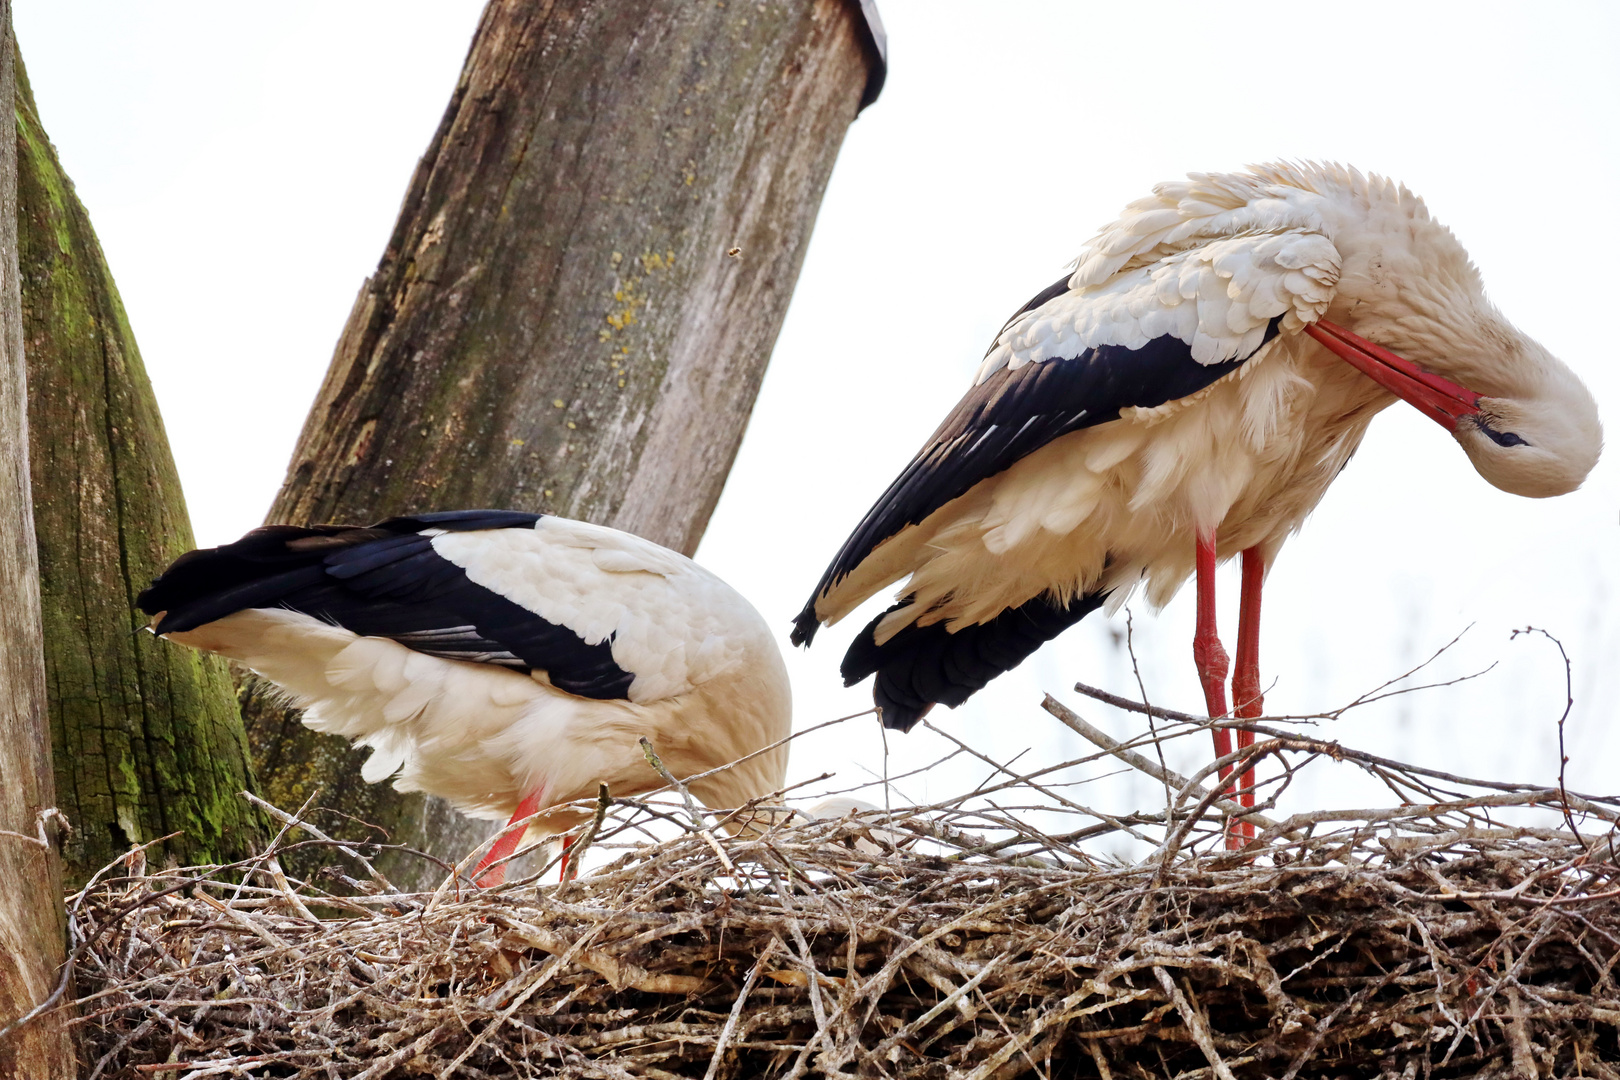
[17,52,262,885]
[0,4,76,1072]
[250,0,882,887]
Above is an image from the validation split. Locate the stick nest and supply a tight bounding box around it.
[58,701,1620,1079]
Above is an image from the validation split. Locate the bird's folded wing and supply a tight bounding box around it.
[430,516,750,703]
[792,229,1340,644]
[139,511,638,701]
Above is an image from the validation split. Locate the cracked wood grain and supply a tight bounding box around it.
[0,9,75,1073]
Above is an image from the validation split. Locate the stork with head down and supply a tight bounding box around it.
[792,162,1601,844]
[140,510,792,884]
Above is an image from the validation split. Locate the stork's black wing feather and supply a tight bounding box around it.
[842,589,1109,732]
[137,510,635,700]
[790,278,1281,646]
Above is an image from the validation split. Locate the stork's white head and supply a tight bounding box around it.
[1450,343,1603,498]
[1310,311,1602,499]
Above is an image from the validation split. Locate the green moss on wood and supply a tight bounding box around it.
[15,45,262,884]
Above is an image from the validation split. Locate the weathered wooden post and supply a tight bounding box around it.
[248,0,885,886]
[0,5,77,1071]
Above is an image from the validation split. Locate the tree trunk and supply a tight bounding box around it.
[0,5,76,1073]
[249,0,880,887]
[17,49,262,884]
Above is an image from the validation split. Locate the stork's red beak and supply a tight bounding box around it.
[1305,320,1481,431]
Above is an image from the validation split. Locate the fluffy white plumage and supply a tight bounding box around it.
[160,516,791,838]
[833,163,1601,634]
[979,228,1339,376]
[433,519,754,703]
[799,162,1601,733]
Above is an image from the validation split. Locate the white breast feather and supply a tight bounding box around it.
[430,518,759,704]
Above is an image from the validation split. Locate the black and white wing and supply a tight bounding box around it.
[792,227,1341,646]
[139,510,752,704]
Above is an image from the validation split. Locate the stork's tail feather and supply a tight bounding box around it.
[840,590,1108,732]
[789,600,821,648]
[138,525,361,635]
[136,510,541,635]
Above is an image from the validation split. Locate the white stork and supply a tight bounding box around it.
[139,510,791,884]
[792,162,1601,844]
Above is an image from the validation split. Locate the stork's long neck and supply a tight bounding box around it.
[1317,189,1506,390]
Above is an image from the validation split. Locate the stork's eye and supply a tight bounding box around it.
[1476,418,1528,448]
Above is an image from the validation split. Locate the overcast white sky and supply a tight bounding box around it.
[19,2,1620,850]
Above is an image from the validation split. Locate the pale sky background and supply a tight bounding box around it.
[19,2,1620,852]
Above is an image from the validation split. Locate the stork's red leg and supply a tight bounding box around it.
[558,835,576,882]
[1193,531,1231,728]
[1231,547,1266,843]
[473,790,544,888]
[1194,531,1245,850]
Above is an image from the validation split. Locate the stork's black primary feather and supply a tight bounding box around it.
[137,510,635,700]
[840,590,1108,732]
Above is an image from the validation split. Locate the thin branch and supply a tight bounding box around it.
[1041,695,1280,833]
[1512,626,1586,853]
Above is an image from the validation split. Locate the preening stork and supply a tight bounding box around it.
[139,510,791,884]
[792,162,1601,843]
